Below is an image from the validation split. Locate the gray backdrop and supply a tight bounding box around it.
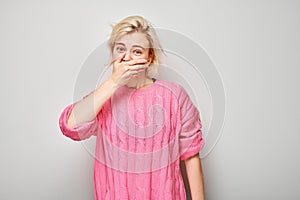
[1,0,299,199]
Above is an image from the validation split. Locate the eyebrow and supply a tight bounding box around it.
[115,43,146,49]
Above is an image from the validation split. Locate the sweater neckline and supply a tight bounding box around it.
[121,78,158,92]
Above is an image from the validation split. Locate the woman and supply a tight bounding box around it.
[59,15,205,200]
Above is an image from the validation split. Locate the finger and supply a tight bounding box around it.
[123,64,129,71]
[123,70,138,79]
[127,59,148,66]
[128,64,148,72]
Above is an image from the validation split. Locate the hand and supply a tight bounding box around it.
[110,54,149,87]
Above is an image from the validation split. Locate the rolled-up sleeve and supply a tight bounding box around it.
[178,86,205,160]
[59,103,100,141]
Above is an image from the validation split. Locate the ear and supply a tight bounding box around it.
[147,57,153,66]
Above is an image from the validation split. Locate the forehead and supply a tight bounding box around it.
[115,32,149,48]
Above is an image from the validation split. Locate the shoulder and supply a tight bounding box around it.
[156,79,189,99]
[156,79,196,110]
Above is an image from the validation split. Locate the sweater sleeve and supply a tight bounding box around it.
[59,93,108,141]
[178,86,205,160]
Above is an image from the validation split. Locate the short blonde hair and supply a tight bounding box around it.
[108,15,164,78]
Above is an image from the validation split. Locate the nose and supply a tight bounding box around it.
[122,50,132,61]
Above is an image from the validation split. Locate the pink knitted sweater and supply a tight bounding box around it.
[59,79,204,200]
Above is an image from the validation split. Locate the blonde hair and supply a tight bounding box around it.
[108,15,164,78]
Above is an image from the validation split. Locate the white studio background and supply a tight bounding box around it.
[1,0,299,200]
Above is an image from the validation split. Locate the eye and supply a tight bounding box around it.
[133,49,143,56]
[116,46,125,53]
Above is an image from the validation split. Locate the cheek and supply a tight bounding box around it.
[112,51,122,60]
[132,55,143,59]
[131,52,149,60]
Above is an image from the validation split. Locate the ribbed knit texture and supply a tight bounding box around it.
[59,79,204,200]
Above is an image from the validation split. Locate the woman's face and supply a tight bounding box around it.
[112,31,151,63]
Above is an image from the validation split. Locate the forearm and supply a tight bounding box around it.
[184,154,205,200]
[67,78,119,128]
